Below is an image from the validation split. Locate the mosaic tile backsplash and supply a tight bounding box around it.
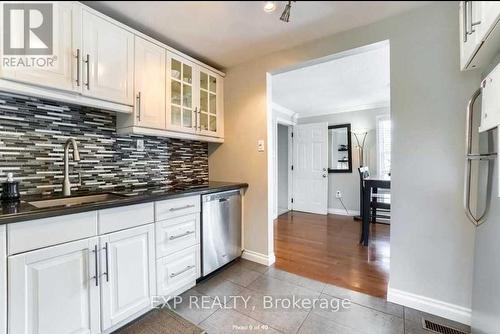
[0,92,208,195]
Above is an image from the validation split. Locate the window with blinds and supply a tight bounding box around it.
[377,115,391,175]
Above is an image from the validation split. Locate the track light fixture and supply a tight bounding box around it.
[280,1,294,23]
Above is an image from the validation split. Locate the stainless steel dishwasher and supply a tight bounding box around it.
[202,189,242,276]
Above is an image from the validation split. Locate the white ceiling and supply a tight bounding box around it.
[82,1,428,69]
[272,43,390,118]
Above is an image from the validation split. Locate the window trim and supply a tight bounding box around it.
[376,114,391,176]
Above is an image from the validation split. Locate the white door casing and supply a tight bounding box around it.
[8,238,100,334]
[100,224,155,331]
[292,123,328,215]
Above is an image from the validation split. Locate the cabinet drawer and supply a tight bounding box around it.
[156,213,200,258]
[98,203,154,234]
[155,195,200,221]
[7,212,97,255]
[157,245,200,297]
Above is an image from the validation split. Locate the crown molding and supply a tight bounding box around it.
[272,102,298,119]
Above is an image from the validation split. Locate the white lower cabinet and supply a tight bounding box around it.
[6,199,202,333]
[156,213,200,258]
[7,223,156,334]
[157,244,200,298]
[100,224,155,332]
[0,225,6,334]
[155,197,202,300]
[8,237,101,334]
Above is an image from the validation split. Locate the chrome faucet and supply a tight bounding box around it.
[63,138,81,196]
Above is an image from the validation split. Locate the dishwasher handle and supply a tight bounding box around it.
[203,189,241,202]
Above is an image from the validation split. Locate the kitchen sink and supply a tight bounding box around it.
[28,193,125,208]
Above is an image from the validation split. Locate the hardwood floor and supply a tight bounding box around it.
[274,211,390,298]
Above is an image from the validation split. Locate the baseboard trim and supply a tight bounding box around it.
[328,208,360,216]
[387,287,471,326]
[241,249,276,266]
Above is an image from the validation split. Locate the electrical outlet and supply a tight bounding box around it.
[136,139,145,151]
[336,191,342,199]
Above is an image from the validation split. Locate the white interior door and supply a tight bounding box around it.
[292,123,328,215]
[100,224,155,331]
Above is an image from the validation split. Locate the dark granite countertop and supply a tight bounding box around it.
[0,181,248,225]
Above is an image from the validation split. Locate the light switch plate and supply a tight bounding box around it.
[136,139,145,151]
[257,140,265,152]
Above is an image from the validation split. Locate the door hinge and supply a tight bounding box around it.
[291,165,294,171]
[291,198,294,203]
[291,132,294,138]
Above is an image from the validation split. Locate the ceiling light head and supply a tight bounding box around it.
[264,1,276,13]
[280,1,294,23]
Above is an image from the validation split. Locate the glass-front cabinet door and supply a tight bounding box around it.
[166,53,196,133]
[197,69,222,137]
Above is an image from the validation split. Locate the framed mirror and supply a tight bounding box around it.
[328,124,352,173]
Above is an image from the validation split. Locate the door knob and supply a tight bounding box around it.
[322,174,327,178]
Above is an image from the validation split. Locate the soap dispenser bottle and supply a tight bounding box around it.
[1,173,20,202]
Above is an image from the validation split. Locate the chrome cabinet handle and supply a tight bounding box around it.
[170,265,194,278]
[465,1,481,37]
[463,1,468,42]
[75,49,80,86]
[103,242,109,282]
[84,54,90,89]
[91,245,98,286]
[198,109,202,131]
[169,204,195,212]
[194,107,198,130]
[136,92,141,121]
[169,230,194,240]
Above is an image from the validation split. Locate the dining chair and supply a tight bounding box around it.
[358,167,391,224]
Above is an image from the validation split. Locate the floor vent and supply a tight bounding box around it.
[422,319,468,334]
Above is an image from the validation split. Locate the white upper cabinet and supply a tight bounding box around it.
[166,53,197,133]
[165,53,224,139]
[8,238,100,334]
[82,9,134,105]
[460,1,500,70]
[197,68,224,138]
[134,36,166,129]
[0,2,80,92]
[99,224,155,332]
[477,1,500,42]
[0,1,224,141]
[460,1,481,70]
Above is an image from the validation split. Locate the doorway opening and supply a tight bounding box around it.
[268,40,391,298]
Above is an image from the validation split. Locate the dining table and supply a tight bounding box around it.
[361,174,391,246]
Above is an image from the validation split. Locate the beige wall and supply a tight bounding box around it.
[209,1,481,318]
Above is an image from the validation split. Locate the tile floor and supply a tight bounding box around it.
[167,259,471,334]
